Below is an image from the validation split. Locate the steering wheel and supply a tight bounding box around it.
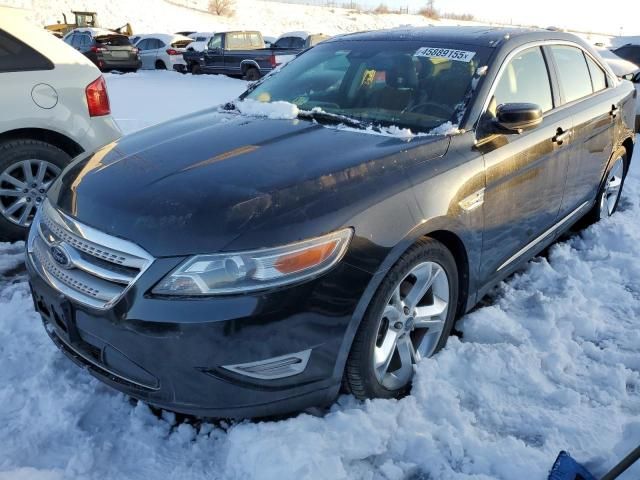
[402,102,455,118]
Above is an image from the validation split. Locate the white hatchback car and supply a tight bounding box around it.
[134,33,192,70]
[0,8,121,241]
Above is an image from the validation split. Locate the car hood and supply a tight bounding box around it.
[49,109,450,256]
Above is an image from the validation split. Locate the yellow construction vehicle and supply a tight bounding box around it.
[45,11,132,38]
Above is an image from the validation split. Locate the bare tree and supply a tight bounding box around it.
[208,0,235,16]
[418,0,439,19]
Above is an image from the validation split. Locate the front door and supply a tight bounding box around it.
[203,34,224,73]
[478,46,572,283]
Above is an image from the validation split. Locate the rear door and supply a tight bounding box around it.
[548,44,618,216]
[137,38,159,69]
[478,45,572,281]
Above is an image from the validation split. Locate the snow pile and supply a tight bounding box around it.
[234,99,299,119]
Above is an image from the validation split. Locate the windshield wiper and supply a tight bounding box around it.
[297,109,368,130]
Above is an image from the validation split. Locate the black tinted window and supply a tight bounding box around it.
[586,55,607,92]
[274,37,292,48]
[493,46,553,112]
[551,45,593,103]
[290,37,305,49]
[96,35,130,46]
[0,28,53,73]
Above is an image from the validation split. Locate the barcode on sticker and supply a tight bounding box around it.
[414,47,476,63]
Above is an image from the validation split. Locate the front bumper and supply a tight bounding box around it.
[27,248,371,418]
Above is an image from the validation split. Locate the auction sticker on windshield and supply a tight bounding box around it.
[414,47,476,62]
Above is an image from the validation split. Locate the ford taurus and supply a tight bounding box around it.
[26,27,636,418]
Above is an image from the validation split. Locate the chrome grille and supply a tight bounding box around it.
[27,200,154,309]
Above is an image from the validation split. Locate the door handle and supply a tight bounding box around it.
[610,105,620,118]
[552,128,571,145]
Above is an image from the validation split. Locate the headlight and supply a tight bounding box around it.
[152,228,353,296]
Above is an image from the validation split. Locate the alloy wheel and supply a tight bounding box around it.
[600,156,624,218]
[0,159,61,227]
[372,261,450,390]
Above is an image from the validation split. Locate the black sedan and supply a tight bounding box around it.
[27,27,636,418]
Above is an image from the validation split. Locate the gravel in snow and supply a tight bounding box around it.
[0,71,638,480]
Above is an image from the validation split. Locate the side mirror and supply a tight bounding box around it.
[493,103,543,134]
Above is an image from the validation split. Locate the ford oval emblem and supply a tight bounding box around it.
[50,244,72,269]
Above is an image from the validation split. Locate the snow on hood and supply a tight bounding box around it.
[234,99,299,119]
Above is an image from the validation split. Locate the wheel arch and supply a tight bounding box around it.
[0,128,84,158]
[332,220,475,385]
[240,60,260,75]
[622,136,634,170]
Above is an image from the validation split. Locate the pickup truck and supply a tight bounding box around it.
[179,30,298,79]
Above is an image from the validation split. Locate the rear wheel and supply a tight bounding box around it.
[587,152,627,223]
[190,63,201,75]
[244,67,260,81]
[345,238,459,399]
[0,139,70,242]
[155,60,167,70]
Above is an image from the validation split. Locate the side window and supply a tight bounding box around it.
[0,28,53,72]
[80,34,91,48]
[492,46,553,113]
[71,34,82,48]
[614,46,640,65]
[585,55,607,92]
[64,34,75,45]
[137,39,149,50]
[208,34,222,50]
[290,37,305,49]
[550,45,593,103]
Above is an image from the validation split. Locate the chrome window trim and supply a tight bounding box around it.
[474,39,616,139]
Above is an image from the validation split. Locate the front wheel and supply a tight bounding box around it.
[0,139,70,242]
[345,238,459,399]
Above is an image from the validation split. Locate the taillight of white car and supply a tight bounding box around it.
[85,76,111,117]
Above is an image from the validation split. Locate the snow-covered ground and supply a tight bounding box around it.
[2,0,614,46]
[0,70,639,479]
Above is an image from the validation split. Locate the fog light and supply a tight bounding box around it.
[222,349,311,380]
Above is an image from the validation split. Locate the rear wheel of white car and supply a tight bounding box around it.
[0,139,70,242]
[345,238,459,399]
[155,60,167,70]
[244,67,260,81]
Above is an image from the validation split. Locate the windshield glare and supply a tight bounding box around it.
[245,40,489,133]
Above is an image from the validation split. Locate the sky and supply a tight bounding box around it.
[276,0,640,35]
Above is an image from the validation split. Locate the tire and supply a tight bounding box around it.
[345,238,459,400]
[586,150,627,223]
[244,67,260,81]
[155,60,167,70]
[0,139,71,242]
[190,63,201,75]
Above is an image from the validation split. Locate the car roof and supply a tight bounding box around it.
[0,7,96,70]
[276,31,309,41]
[65,27,117,38]
[326,26,584,48]
[134,33,191,42]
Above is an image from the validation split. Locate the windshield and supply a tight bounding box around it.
[245,40,491,132]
